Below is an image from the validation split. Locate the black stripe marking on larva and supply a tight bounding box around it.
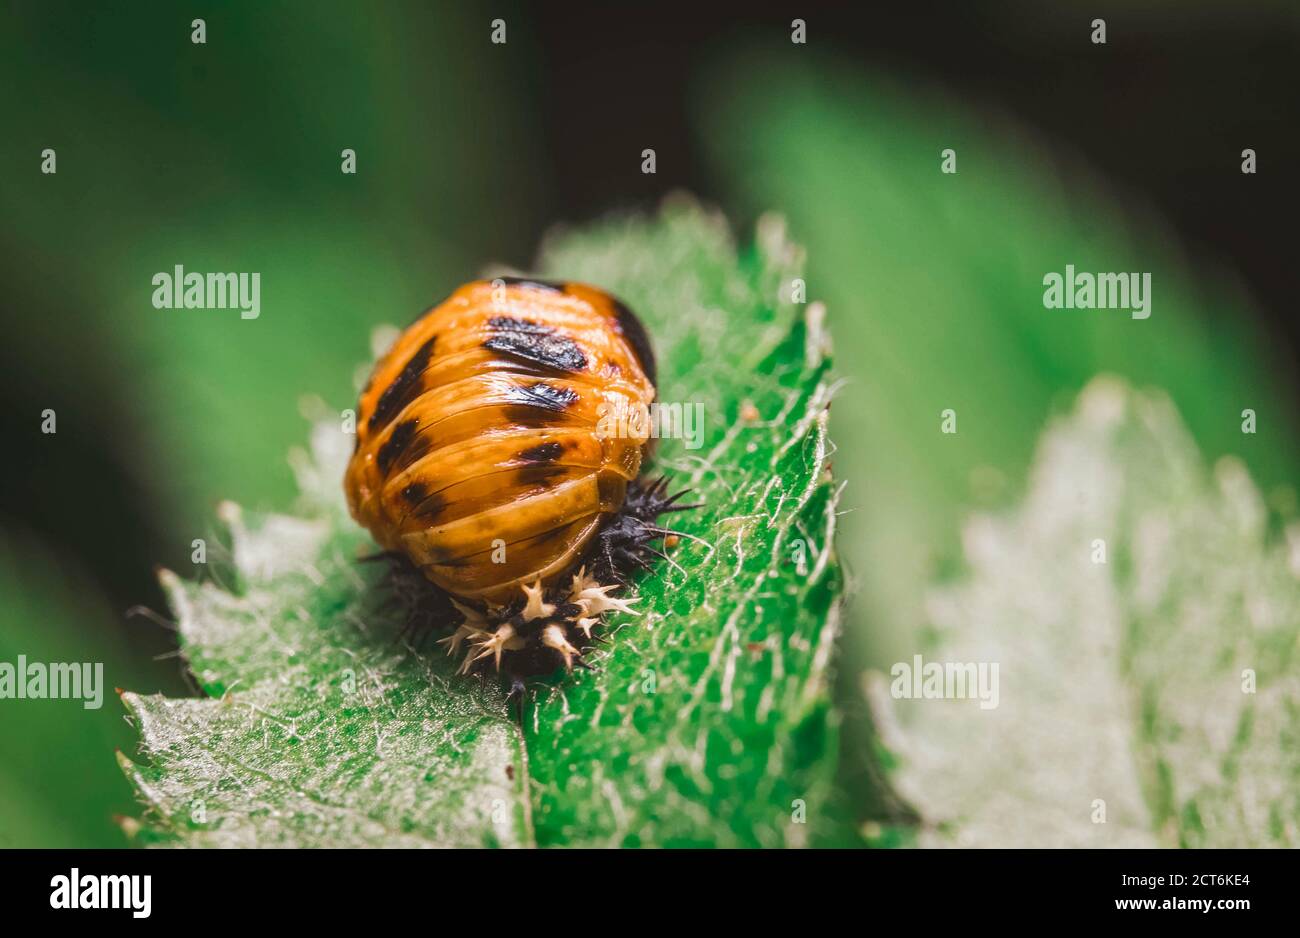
[484,327,587,373]
[493,277,566,293]
[369,337,435,431]
[401,482,428,506]
[508,382,580,412]
[516,464,569,486]
[518,441,564,463]
[608,296,656,385]
[408,490,448,522]
[488,316,553,335]
[377,419,419,475]
[503,406,569,428]
[393,433,432,474]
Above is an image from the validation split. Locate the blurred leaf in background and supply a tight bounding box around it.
[698,52,1299,824]
[0,0,545,849]
[869,378,1300,847]
[0,0,545,582]
[0,537,159,847]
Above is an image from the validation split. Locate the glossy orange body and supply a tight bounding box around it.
[345,279,656,604]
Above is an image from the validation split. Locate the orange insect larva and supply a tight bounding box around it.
[345,278,694,688]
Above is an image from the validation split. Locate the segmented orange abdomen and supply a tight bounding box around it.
[344,278,657,604]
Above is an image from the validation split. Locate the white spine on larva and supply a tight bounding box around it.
[521,580,556,621]
[467,622,515,672]
[542,624,579,670]
[447,573,638,675]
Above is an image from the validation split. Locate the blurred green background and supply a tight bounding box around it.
[1,1,1296,845]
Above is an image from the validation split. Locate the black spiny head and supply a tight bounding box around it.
[589,476,698,584]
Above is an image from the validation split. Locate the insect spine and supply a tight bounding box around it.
[443,566,636,674]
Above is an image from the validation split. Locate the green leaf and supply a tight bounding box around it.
[0,3,549,534]
[529,198,842,847]
[121,198,844,847]
[0,537,156,847]
[868,377,1300,847]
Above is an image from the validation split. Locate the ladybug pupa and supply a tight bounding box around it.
[344,277,694,693]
